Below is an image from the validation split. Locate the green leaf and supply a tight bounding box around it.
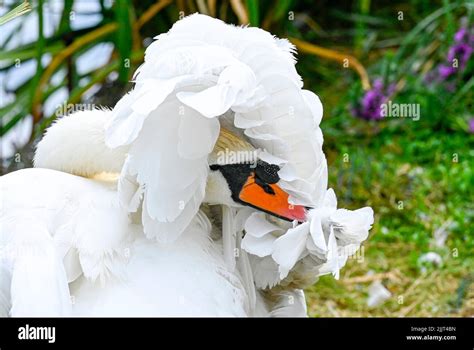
[113,0,133,83]
[393,2,469,65]
[0,81,66,137]
[0,1,32,26]
[246,0,259,26]
[442,0,455,42]
[0,42,64,66]
[57,0,74,34]
[354,0,371,53]
[0,89,30,137]
[273,0,292,22]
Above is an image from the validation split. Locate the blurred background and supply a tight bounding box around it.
[0,0,473,316]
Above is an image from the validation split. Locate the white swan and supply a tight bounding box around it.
[0,14,374,317]
[0,112,306,316]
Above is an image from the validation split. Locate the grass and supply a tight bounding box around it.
[304,110,474,316]
[307,242,474,316]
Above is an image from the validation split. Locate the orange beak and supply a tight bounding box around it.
[239,173,307,222]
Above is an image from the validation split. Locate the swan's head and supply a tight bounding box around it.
[204,128,307,222]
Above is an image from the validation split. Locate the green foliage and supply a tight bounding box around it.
[114,0,133,83]
[1,0,473,315]
[245,0,259,26]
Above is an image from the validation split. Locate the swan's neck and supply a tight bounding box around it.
[203,170,236,206]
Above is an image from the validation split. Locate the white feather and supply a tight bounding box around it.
[222,205,236,271]
[35,109,128,177]
[270,289,308,317]
[121,97,219,242]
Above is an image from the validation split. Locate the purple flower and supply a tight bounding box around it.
[469,119,474,134]
[454,28,468,42]
[447,43,473,68]
[353,79,393,121]
[454,27,474,46]
[438,65,455,79]
[430,24,474,84]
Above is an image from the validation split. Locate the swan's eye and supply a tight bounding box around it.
[255,161,280,184]
[255,175,275,195]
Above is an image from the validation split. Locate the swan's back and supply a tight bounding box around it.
[70,221,249,317]
[0,168,127,316]
[0,168,253,316]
